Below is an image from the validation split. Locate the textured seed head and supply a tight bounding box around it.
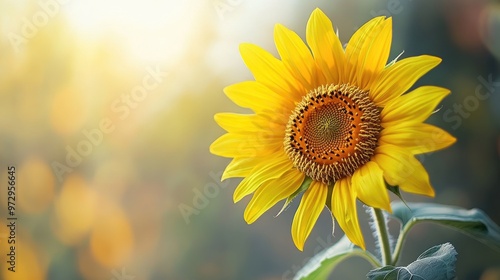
[284,84,381,185]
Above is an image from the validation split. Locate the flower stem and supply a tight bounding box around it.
[391,228,406,265]
[372,207,392,266]
[392,218,416,265]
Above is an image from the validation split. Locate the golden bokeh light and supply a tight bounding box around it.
[0,0,497,279]
[50,87,88,136]
[17,158,55,213]
[77,247,111,280]
[52,174,98,245]
[89,200,134,268]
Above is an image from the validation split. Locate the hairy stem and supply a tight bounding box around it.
[372,207,392,266]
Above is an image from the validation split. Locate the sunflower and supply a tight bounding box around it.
[210,8,456,251]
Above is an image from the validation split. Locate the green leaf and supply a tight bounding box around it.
[294,235,380,280]
[367,243,457,280]
[390,202,500,251]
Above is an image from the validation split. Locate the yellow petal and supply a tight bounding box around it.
[291,180,328,251]
[370,55,442,106]
[214,113,262,133]
[398,158,435,197]
[274,24,319,90]
[332,177,366,250]
[210,131,282,158]
[306,8,345,85]
[233,153,293,202]
[373,144,435,197]
[381,86,450,127]
[224,81,294,114]
[244,169,304,223]
[379,123,457,155]
[214,113,285,135]
[222,157,260,180]
[352,161,391,212]
[239,43,303,101]
[344,16,391,89]
[373,144,413,186]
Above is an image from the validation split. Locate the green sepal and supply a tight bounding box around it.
[386,185,409,209]
[276,176,313,217]
[367,243,457,280]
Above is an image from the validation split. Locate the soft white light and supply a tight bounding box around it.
[64,0,201,63]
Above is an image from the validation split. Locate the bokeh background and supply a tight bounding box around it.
[1,0,500,279]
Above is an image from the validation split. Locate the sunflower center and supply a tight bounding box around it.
[284,84,381,185]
